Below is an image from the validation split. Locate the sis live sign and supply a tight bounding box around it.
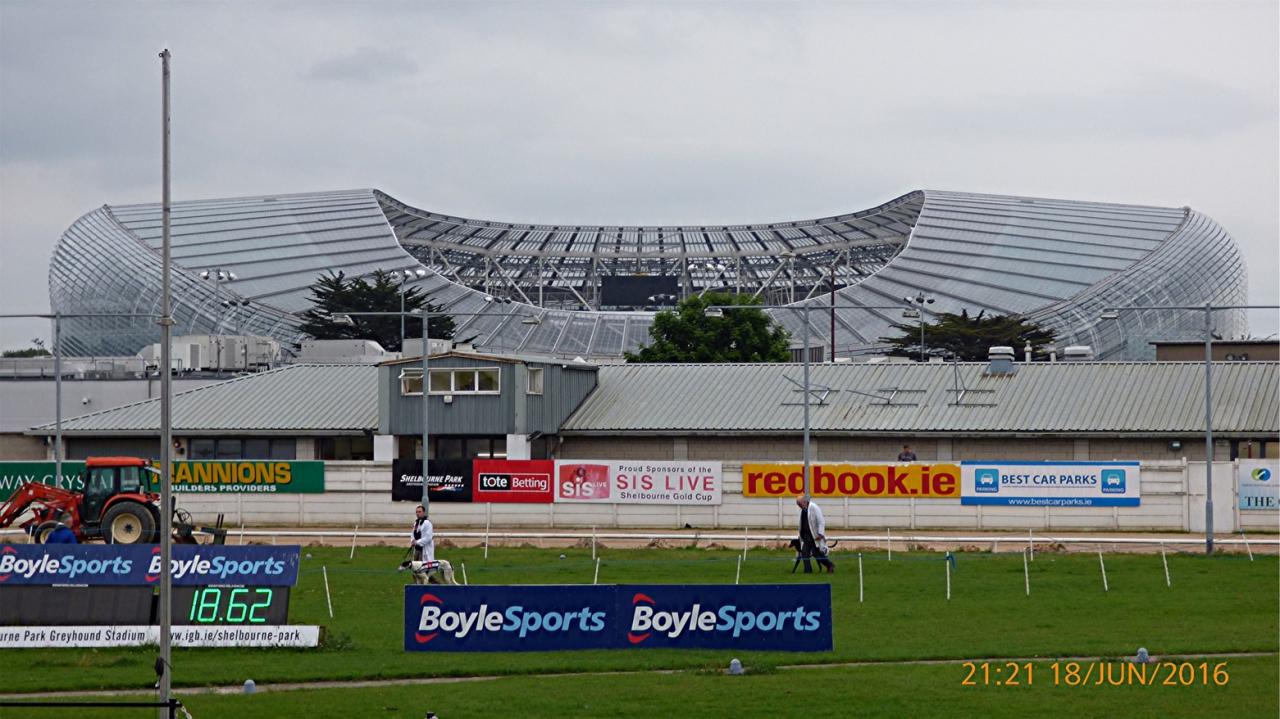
[403,584,832,652]
[0,545,300,586]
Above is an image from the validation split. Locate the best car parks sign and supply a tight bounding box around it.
[742,463,960,499]
[554,461,722,505]
[960,461,1140,507]
[404,583,832,652]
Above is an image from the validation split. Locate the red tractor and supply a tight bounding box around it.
[0,456,222,544]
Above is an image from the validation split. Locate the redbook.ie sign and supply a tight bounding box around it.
[403,584,832,652]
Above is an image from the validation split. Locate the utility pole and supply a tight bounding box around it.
[157,47,174,719]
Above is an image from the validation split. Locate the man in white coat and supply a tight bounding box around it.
[411,504,434,562]
[796,496,835,573]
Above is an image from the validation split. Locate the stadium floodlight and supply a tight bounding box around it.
[1101,302,1280,555]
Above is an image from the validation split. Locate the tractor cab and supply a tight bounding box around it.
[78,456,162,543]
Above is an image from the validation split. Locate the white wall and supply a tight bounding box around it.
[172,460,1280,533]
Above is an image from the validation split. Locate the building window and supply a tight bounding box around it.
[318,436,373,461]
[401,367,502,395]
[186,437,296,460]
[400,369,423,395]
[528,368,544,395]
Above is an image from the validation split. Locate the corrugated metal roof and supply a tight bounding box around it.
[561,362,1279,435]
[32,364,377,434]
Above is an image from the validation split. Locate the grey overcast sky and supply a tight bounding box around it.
[1,0,1276,350]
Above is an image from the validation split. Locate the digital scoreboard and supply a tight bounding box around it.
[0,544,317,647]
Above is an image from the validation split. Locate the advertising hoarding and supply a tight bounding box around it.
[742,463,960,499]
[473,460,555,503]
[1238,460,1278,511]
[960,461,1140,507]
[392,459,473,503]
[554,461,722,505]
[0,461,323,499]
[0,545,301,586]
[404,583,832,652]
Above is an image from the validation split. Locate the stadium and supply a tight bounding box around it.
[50,188,1247,360]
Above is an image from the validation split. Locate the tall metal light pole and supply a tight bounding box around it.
[904,293,936,361]
[158,47,175,719]
[1101,302,1279,555]
[706,301,909,499]
[336,303,539,512]
[388,268,427,349]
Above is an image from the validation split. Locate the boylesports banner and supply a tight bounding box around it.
[960,461,1140,507]
[554,461,722,505]
[742,463,960,499]
[404,583,832,652]
[0,545,301,586]
[1238,460,1278,511]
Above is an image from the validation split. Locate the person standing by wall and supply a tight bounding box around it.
[796,497,835,574]
[411,504,434,562]
[897,444,918,462]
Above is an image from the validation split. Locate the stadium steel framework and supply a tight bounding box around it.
[49,189,1247,360]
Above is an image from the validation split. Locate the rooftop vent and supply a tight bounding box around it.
[1062,345,1095,362]
[986,345,1017,376]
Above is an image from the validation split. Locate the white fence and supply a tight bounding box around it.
[172,460,1278,533]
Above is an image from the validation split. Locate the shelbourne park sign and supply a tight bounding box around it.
[0,461,324,500]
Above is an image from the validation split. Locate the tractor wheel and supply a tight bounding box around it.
[103,502,157,544]
[32,521,59,544]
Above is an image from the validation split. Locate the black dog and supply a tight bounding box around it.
[788,537,837,573]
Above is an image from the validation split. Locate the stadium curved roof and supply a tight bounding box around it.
[49,189,1247,360]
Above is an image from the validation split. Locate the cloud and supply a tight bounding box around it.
[304,46,418,83]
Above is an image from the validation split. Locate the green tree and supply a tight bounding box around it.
[298,271,455,352]
[625,292,791,363]
[2,346,52,358]
[879,309,1056,361]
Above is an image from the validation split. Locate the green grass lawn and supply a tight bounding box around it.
[26,656,1280,719]
[1,545,1276,699]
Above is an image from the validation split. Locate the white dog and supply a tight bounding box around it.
[399,559,459,585]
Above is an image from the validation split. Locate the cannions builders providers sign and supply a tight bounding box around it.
[1238,460,1278,511]
[554,461,722,505]
[0,545,301,586]
[742,463,960,499]
[960,461,1140,507]
[404,584,832,652]
[170,461,325,494]
[0,461,323,499]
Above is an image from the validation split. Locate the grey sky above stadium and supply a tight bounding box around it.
[1,1,1276,350]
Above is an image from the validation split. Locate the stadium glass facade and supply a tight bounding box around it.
[49,189,1247,360]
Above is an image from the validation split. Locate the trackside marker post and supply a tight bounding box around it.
[1028,530,1034,561]
[735,555,741,585]
[1098,551,1109,592]
[1241,531,1254,561]
[858,553,864,602]
[322,565,334,619]
[592,525,597,560]
[886,528,892,561]
[944,552,952,601]
[1023,548,1030,596]
[349,526,358,560]
[1160,543,1171,587]
[461,563,468,585]
[484,515,490,560]
[593,557,601,585]
[742,526,748,560]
